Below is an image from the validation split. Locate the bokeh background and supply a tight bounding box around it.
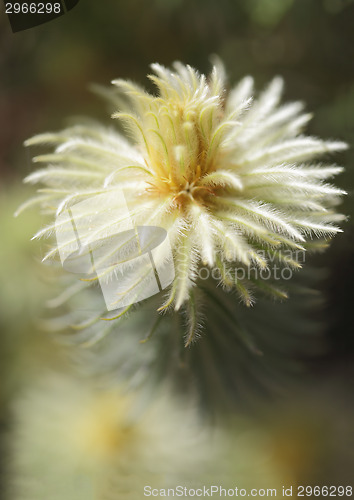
[1,0,354,497]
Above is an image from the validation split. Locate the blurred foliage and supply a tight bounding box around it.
[0,187,70,408]
[0,186,74,499]
[1,0,354,497]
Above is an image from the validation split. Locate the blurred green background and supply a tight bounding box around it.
[1,0,354,496]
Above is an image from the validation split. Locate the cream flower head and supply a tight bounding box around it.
[9,374,293,499]
[20,60,347,345]
[9,374,215,499]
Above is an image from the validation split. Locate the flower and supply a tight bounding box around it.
[19,60,346,345]
[9,373,290,499]
[9,373,219,499]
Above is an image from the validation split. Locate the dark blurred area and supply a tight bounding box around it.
[1,0,354,496]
